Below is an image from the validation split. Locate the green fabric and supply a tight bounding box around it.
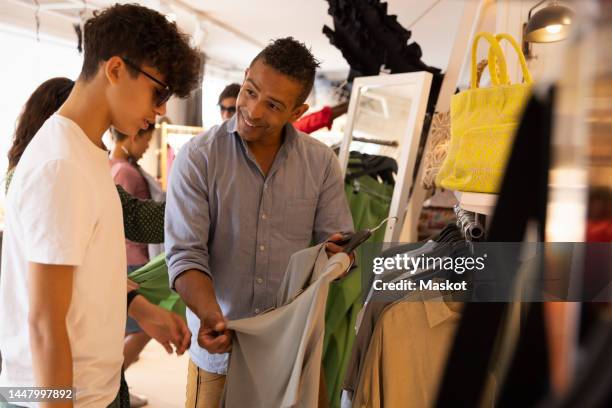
[322,174,393,407]
[323,266,363,407]
[128,253,186,318]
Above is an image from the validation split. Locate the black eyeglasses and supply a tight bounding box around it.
[219,104,236,114]
[121,57,172,107]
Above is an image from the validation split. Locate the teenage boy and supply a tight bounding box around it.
[0,4,200,407]
[165,37,354,407]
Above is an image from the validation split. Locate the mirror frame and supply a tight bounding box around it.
[339,72,433,241]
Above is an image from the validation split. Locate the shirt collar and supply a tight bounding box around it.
[421,293,462,328]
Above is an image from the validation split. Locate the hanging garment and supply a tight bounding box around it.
[128,253,185,317]
[342,301,392,404]
[221,246,351,408]
[436,32,533,193]
[323,266,363,408]
[346,153,397,186]
[319,170,393,408]
[294,106,334,134]
[352,296,462,408]
[139,167,166,259]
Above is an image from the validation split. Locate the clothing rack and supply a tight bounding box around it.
[158,123,204,190]
[351,136,399,147]
[453,205,485,241]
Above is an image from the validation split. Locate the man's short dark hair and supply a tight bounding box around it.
[218,83,241,104]
[81,3,201,98]
[251,37,320,106]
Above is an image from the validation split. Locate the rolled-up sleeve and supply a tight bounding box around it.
[313,151,354,244]
[165,142,212,289]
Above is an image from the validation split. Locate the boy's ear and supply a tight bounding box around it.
[104,56,124,85]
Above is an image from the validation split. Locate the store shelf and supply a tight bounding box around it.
[453,191,499,216]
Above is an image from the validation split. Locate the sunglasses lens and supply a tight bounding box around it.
[220,106,236,114]
[156,88,172,107]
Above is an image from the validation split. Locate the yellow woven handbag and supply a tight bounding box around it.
[436,32,533,193]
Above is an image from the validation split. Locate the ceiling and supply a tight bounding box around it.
[3,0,468,75]
[179,0,467,74]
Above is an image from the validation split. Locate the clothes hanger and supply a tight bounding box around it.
[334,216,398,254]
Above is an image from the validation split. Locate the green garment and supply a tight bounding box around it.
[322,174,393,407]
[128,253,185,317]
[5,168,164,244]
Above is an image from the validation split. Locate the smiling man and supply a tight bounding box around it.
[165,37,354,407]
[0,4,200,407]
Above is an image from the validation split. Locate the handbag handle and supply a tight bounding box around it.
[494,33,533,85]
[470,32,508,89]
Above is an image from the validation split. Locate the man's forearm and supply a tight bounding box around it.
[174,269,220,319]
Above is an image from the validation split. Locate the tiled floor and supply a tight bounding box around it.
[124,341,189,407]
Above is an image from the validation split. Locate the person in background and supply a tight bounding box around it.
[0,3,200,407]
[109,125,157,407]
[218,83,240,121]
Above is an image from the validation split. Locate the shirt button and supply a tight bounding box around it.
[261,214,267,220]
[256,277,263,284]
[260,245,265,251]
[255,308,261,314]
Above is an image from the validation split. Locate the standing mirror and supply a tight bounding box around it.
[338,72,433,242]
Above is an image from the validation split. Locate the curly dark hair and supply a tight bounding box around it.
[81,3,202,98]
[251,37,320,105]
[218,83,241,104]
[8,77,74,171]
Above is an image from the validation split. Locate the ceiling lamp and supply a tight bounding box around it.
[525,0,574,43]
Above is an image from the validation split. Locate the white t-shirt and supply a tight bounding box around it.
[0,114,126,407]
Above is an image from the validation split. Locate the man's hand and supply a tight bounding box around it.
[325,233,356,279]
[197,307,233,354]
[325,232,356,261]
[174,270,233,354]
[325,232,347,256]
[129,296,191,355]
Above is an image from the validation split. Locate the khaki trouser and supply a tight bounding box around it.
[184,359,328,408]
[185,359,226,408]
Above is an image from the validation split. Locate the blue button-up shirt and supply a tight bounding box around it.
[165,115,354,373]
